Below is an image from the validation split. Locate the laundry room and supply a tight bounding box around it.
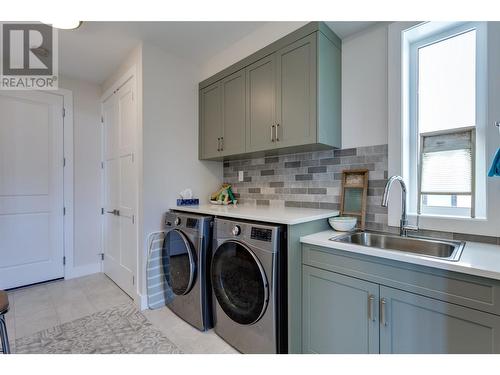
[1,1,500,374]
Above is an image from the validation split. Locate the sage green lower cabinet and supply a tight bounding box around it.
[301,244,500,354]
[379,286,500,354]
[302,265,379,354]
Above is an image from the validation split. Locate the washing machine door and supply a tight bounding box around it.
[163,229,196,295]
[211,240,269,325]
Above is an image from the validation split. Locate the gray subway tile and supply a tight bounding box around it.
[261,169,275,176]
[256,199,270,206]
[319,202,340,210]
[308,166,327,174]
[285,201,302,208]
[269,181,284,188]
[302,201,320,209]
[320,158,340,166]
[265,156,279,164]
[248,187,261,193]
[308,188,327,194]
[285,161,301,168]
[452,233,499,245]
[296,174,313,181]
[334,148,356,157]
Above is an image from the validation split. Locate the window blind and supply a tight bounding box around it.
[420,129,474,195]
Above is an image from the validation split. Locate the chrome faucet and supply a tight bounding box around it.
[381,176,418,236]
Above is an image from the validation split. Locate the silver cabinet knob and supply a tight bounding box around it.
[232,225,241,236]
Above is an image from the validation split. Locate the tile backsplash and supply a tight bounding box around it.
[223,144,500,245]
[224,144,389,231]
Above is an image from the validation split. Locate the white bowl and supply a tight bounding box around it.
[328,216,357,232]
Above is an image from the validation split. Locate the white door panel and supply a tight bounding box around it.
[102,77,137,298]
[0,91,64,289]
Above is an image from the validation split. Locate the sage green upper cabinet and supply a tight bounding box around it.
[199,82,222,159]
[379,286,500,354]
[198,22,341,160]
[221,70,246,156]
[199,70,246,159]
[275,34,317,148]
[246,55,277,152]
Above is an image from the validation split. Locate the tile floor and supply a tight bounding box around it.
[4,273,238,354]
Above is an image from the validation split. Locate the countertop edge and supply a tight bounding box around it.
[300,230,500,281]
[171,206,338,225]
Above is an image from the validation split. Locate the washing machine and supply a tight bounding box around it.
[211,218,287,353]
[162,211,213,331]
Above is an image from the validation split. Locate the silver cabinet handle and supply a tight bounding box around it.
[220,136,224,151]
[106,209,120,216]
[380,298,387,326]
[276,123,280,142]
[217,137,220,152]
[271,125,275,142]
[368,295,375,322]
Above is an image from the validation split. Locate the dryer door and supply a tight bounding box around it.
[163,229,197,295]
[211,240,269,325]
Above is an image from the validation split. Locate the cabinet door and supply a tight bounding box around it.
[380,286,500,354]
[246,54,277,152]
[221,69,246,156]
[275,34,317,148]
[302,265,380,354]
[200,82,222,159]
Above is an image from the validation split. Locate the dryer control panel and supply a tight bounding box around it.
[251,227,272,242]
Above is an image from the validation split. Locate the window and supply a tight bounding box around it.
[406,23,485,219]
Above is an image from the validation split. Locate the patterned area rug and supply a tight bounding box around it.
[15,303,182,354]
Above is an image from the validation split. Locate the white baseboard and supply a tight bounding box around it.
[135,293,149,311]
[65,262,102,280]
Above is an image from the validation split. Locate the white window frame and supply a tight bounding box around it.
[408,23,484,220]
[388,21,500,237]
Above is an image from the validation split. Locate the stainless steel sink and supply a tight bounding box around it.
[330,231,465,261]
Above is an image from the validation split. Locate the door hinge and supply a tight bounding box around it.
[101,207,104,215]
[63,256,66,266]
[99,253,104,261]
[63,207,66,216]
[132,275,135,285]
[63,157,66,167]
[101,115,104,123]
[62,107,66,118]
[101,161,104,169]
[132,215,135,224]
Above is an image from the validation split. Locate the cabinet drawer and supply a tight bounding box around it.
[302,244,500,316]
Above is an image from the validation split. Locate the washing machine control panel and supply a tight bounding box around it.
[250,227,272,242]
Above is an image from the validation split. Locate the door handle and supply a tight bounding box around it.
[217,137,220,152]
[275,123,280,142]
[271,125,275,142]
[368,295,375,322]
[106,209,120,216]
[380,298,387,326]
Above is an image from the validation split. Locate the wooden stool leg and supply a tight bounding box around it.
[0,315,10,354]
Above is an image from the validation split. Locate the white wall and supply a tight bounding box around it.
[142,43,221,236]
[59,76,102,272]
[201,22,307,80]
[342,24,389,148]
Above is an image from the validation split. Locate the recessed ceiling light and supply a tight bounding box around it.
[42,21,82,30]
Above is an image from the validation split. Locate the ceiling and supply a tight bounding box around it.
[58,21,379,84]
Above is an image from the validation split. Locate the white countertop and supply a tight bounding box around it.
[300,230,500,281]
[171,204,339,225]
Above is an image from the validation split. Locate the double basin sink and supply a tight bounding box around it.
[330,231,465,262]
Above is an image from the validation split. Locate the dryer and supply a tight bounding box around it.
[162,211,213,331]
[211,218,287,353]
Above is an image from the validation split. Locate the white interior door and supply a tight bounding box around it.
[0,91,64,290]
[102,77,137,298]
